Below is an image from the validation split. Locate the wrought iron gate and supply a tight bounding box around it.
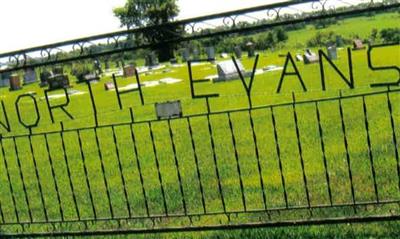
[0,0,399,237]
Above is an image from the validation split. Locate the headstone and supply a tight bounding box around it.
[48,74,70,90]
[234,46,242,59]
[192,48,200,61]
[145,52,158,68]
[295,54,304,62]
[0,72,11,88]
[327,45,337,60]
[246,42,255,58]
[40,70,52,87]
[9,74,22,91]
[181,48,190,62]
[353,39,365,50]
[123,65,136,77]
[220,53,228,59]
[155,101,182,119]
[205,46,215,61]
[23,68,37,85]
[52,66,63,75]
[215,60,246,82]
[104,82,115,91]
[303,49,319,64]
[170,58,178,65]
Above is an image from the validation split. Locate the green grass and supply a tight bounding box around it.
[0,12,399,238]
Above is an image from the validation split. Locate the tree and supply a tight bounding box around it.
[113,0,181,62]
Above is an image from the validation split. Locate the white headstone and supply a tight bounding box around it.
[215,60,246,82]
[156,101,182,119]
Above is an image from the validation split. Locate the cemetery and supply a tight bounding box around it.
[0,1,399,238]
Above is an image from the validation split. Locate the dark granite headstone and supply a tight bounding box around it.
[234,46,242,59]
[40,70,52,87]
[0,72,11,88]
[48,74,70,90]
[170,58,178,65]
[23,68,37,85]
[246,42,255,58]
[205,46,215,61]
[94,59,103,74]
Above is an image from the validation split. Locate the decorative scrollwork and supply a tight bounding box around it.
[267,7,282,20]
[222,15,239,28]
[184,23,205,34]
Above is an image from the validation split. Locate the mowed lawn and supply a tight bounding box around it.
[0,13,399,238]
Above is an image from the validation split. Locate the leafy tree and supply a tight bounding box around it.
[113,0,181,62]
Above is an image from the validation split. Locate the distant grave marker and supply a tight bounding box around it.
[155,100,182,119]
[0,72,11,88]
[304,49,319,64]
[295,54,304,62]
[246,42,255,57]
[23,68,37,85]
[327,45,337,60]
[48,74,70,90]
[205,46,215,61]
[123,65,136,77]
[9,74,22,91]
[215,59,246,82]
[39,70,51,87]
[234,46,242,59]
[353,39,365,50]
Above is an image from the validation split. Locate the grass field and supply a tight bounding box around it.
[0,12,399,238]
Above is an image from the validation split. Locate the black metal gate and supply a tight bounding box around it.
[0,0,399,237]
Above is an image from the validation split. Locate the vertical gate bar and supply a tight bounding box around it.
[93,128,114,218]
[148,122,168,216]
[248,110,268,211]
[206,98,226,213]
[270,107,288,208]
[315,102,333,206]
[44,133,64,220]
[12,137,33,222]
[77,130,96,219]
[60,126,80,220]
[28,132,49,221]
[338,94,357,212]
[292,93,311,210]
[227,112,247,211]
[167,119,187,215]
[386,91,400,190]
[186,117,207,214]
[0,200,4,223]
[111,125,132,217]
[362,96,379,202]
[0,137,20,222]
[129,109,150,217]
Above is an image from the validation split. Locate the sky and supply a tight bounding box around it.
[0,0,273,53]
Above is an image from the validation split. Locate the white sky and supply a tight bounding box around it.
[0,0,273,53]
